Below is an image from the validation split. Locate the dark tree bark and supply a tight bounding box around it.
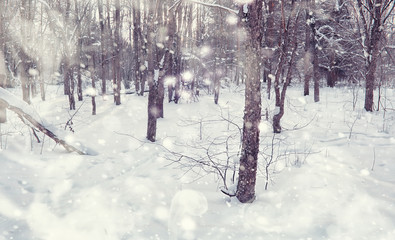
[139,2,149,96]
[98,0,107,95]
[133,0,142,95]
[264,0,277,100]
[356,0,392,111]
[166,7,177,102]
[272,4,299,133]
[113,0,121,105]
[146,0,159,142]
[304,1,312,96]
[327,54,338,88]
[155,2,166,118]
[310,1,320,102]
[75,0,83,102]
[65,63,76,110]
[236,0,264,204]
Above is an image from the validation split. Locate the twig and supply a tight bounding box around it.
[371,147,376,171]
[31,127,41,143]
[65,101,85,132]
[186,0,238,15]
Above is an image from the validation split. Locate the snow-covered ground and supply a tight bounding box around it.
[1,85,395,240]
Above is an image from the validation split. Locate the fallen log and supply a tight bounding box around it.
[0,87,86,155]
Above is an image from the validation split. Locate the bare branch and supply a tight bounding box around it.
[184,0,238,15]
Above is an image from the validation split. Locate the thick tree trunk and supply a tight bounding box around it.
[113,0,121,105]
[147,80,158,142]
[310,5,320,102]
[236,45,261,203]
[146,0,158,142]
[363,0,383,112]
[236,1,263,204]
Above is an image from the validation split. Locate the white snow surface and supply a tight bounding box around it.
[0,86,395,240]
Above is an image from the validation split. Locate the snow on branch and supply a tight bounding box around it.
[0,88,87,155]
[183,0,239,15]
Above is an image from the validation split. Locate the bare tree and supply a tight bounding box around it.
[113,0,122,105]
[355,0,394,111]
[146,0,168,141]
[264,0,279,100]
[97,0,107,95]
[236,0,264,203]
[304,0,312,96]
[132,0,143,95]
[272,1,301,133]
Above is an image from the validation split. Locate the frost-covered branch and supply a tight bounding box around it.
[183,0,238,15]
[0,88,87,155]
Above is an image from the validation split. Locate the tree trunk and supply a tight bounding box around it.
[303,2,312,96]
[146,0,158,142]
[77,63,83,101]
[19,61,31,104]
[214,52,220,104]
[68,66,76,110]
[236,1,263,204]
[310,3,320,102]
[157,71,165,118]
[173,7,182,104]
[63,63,70,96]
[98,0,106,95]
[147,80,158,142]
[133,0,142,95]
[89,55,97,115]
[363,0,383,112]
[75,0,83,102]
[265,0,277,100]
[237,45,261,203]
[273,20,299,133]
[113,0,121,105]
